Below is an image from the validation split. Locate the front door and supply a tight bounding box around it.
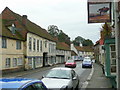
[43,53,48,66]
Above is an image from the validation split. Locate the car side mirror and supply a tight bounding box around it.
[42,75,45,78]
[73,76,77,80]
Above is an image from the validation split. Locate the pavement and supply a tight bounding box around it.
[2,64,61,78]
[81,63,115,90]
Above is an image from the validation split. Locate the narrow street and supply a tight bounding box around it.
[1,1,118,88]
[3,61,91,88]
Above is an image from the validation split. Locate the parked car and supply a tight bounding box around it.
[0,78,48,90]
[78,56,84,61]
[65,60,76,68]
[82,58,92,68]
[83,56,91,60]
[41,67,79,89]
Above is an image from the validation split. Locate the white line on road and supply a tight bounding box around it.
[81,65,94,89]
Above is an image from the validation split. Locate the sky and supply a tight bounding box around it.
[0,0,104,44]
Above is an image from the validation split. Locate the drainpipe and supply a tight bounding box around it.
[114,1,120,89]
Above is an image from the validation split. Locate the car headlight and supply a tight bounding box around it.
[60,85,68,90]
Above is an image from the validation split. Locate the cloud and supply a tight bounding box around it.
[0,0,102,44]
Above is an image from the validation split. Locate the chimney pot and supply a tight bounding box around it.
[22,15,27,26]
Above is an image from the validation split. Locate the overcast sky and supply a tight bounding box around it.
[1,0,104,43]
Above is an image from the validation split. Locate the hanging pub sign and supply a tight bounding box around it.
[88,2,111,23]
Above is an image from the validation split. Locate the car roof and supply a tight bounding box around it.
[0,78,42,88]
[51,67,72,71]
[84,57,90,58]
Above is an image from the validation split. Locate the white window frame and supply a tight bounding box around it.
[2,38,7,48]
[37,40,39,52]
[17,58,23,65]
[29,37,32,51]
[40,40,42,52]
[13,58,17,67]
[28,58,32,66]
[16,40,21,50]
[33,38,36,51]
[110,44,116,74]
[6,58,10,68]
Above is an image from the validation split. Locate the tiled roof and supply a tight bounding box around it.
[1,7,55,42]
[75,45,94,52]
[75,46,83,51]
[82,46,94,52]
[1,19,25,41]
[56,42,70,51]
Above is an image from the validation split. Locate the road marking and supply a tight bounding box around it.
[81,65,94,89]
[87,67,94,81]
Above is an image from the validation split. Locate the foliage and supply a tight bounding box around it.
[48,25,59,37]
[101,22,112,39]
[82,39,94,46]
[48,25,71,45]
[72,36,85,46]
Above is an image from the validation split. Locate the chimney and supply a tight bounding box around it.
[22,15,27,26]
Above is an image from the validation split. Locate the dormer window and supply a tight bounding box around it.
[7,23,16,34]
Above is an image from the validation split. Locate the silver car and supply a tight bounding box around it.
[41,67,79,90]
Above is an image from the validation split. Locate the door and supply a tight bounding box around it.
[43,52,48,66]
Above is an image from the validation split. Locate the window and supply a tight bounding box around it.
[40,41,42,51]
[36,57,42,65]
[49,43,51,53]
[110,44,116,73]
[16,41,21,49]
[24,85,34,90]
[6,58,10,68]
[13,58,17,67]
[37,40,39,52]
[17,58,23,65]
[24,83,45,90]
[45,41,47,48]
[29,37,32,51]
[33,82,45,89]
[2,38,7,48]
[28,58,32,65]
[33,38,36,51]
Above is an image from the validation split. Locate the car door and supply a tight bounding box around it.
[71,70,78,88]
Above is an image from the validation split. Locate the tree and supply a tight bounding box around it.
[58,30,71,45]
[82,39,94,46]
[48,25,59,37]
[72,36,85,46]
[47,25,71,45]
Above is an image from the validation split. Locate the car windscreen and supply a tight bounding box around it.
[66,60,74,63]
[83,60,91,64]
[45,69,71,79]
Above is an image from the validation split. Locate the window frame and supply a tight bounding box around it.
[33,38,36,51]
[17,58,23,65]
[29,37,32,51]
[16,40,21,50]
[13,58,17,67]
[6,58,11,68]
[2,38,7,48]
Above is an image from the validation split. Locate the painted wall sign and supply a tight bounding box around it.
[88,2,111,23]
